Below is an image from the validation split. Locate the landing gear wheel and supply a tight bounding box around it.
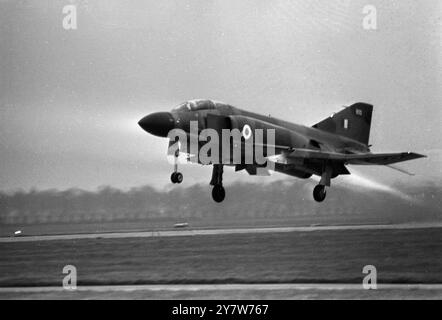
[175,172,183,184]
[212,184,225,203]
[313,185,326,202]
[171,172,183,184]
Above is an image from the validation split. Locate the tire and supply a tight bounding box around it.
[313,185,326,202]
[175,172,183,184]
[212,185,226,203]
[170,172,177,184]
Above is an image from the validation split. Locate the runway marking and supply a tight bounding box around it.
[1,222,441,243]
[1,283,442,293]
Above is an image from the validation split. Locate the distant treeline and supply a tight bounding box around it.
[0,180,440,225]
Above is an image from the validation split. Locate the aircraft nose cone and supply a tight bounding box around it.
[138,112,175,137]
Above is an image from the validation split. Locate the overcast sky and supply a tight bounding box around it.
[0,0,441,191]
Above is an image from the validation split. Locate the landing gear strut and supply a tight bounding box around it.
[210,164,225,202]
[170,148,183,184]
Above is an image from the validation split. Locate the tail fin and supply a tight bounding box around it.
[312,102,373,145]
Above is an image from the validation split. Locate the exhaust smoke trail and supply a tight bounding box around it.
[341,169,415,201]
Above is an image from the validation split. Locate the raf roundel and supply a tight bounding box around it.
[242,124,252,140]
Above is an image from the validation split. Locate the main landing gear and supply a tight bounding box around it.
[210,164,225,202]
[212,184,225,203]
[313,164,332,202]
[313,185,326,202]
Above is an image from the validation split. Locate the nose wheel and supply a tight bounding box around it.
[171,172,183,184]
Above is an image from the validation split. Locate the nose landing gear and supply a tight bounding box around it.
[170,147,183,184]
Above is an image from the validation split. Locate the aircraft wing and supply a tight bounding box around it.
[286,149,426,165]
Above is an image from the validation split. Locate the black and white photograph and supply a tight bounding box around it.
[0,0,441,303]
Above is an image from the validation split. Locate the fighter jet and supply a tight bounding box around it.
[138,100,425,203]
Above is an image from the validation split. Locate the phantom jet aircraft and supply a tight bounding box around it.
[138,100,425,202]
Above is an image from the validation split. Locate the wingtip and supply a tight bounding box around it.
[408,152,427,159]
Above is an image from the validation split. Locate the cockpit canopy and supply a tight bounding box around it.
[172,99,216,112]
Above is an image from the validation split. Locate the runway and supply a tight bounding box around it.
[2,283,442,292]
[1,283,441,299]
[1,224,441,299]
[1,222,441,243]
